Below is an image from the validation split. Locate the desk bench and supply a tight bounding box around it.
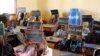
[82,43,99,56]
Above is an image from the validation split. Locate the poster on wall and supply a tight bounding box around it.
[25,29,44,43]
[68,25,82,35]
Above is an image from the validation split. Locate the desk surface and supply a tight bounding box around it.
[83,43,100,49]
[63,53,75,56]
[46,36,62,43]
[17,24,55,29]
[43,24,55,28]
[17,26,26,29]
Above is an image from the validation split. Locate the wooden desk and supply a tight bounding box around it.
[46,36,62,48]
[43,24,55,28]
[17,26,26,29]
[17,24,55,30]
[17,24,56,36]
[46,36,62,43]
[82,43,100,56]
[43,24,56,32]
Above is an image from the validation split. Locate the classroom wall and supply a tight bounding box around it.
[17,0,100,21]
[17,0,38,12]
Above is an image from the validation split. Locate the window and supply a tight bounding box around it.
[0,0,16,14]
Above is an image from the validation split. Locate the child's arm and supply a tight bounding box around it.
[23,39,30,52]
[42,38,47,55]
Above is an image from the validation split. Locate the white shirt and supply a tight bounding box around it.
[12,27,20,34]
[53,29,66,37]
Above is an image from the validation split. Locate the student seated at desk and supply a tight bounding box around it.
[85,30,97,43]
[0,35,15,56]
[20,18,28,26]
[50,15,58,24]
[7,20,21,47]
[18,38,52,56]
[18,13,25,25]
[66,35,77,52]
[53,25,66,38]
[67,34,82,53]
[7,20,20,34]
[54,34,68,50]
[19,13,29,26]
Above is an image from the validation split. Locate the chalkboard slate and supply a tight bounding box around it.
[18,7,26,13]
[51,10,59,15]
[58,18,68,25]
[32,10,40,17]
[27,21,41,29]
[26,29,43,43]
[68,25,82,35]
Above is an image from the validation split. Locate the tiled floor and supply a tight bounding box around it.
[53,49,83,56]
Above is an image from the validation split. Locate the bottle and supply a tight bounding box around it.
[68,8,81,25]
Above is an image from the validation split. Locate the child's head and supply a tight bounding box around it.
[57,25,65,30]
[70,34,77,40]
[61,25,65,30]
[10,20,16,28]
[20,13,25,19]
[76,35,82,41]
[52,15,58,19]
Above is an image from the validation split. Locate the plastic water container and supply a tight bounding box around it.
[68,8,80,25]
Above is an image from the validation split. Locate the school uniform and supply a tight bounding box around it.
[53,29,66,38]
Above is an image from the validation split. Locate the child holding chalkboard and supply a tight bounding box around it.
[22,38,48,56]
[53,25,67,38]
[8,20,20,34]
[51,15,58,24]
[20,29,51,56]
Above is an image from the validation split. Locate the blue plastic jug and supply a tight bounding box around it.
[68,8,80,25]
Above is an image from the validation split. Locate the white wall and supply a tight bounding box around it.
[17,0,100,21]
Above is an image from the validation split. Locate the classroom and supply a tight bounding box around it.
[0,0,100,56]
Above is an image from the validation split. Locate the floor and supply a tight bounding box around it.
[53,49,83,56]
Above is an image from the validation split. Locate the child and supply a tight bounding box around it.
[54,34,68,50]
[67,34,78,52]
[53,25,66,38]
[7,20,21,47]
[22,38,48,56]
[0,35,15,56]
